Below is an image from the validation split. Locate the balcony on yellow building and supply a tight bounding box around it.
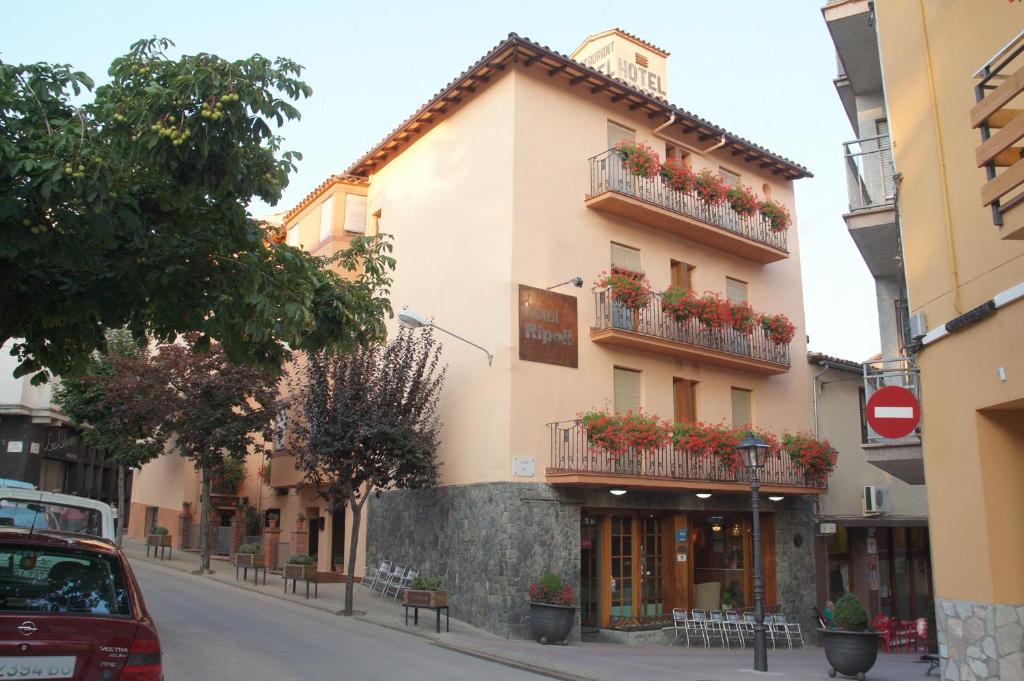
[589,289,791,375]
[585,149,789,263]
[545,420,827,495]
[974,30,1024,239]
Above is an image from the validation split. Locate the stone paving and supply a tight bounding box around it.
[124,539,935,681]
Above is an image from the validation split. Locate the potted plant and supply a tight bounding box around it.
[693,291,732,331]
[821,592,879,680]
[181,501,192,515]
[405,576,448,608]
[729,300,757,335]
[660,286,701,324]
[594,269,652,312]
[759,312,796,345]
[759,198,792,232]
[659,157,696,192]
[284,553,317,580]
[783,432,838,484]
[528,571,577,645]
[726,184,759,217]
[694,169,728,207]
[267,511,280,529]
[579,410,671,458]
[614,140,660,178]
[235,543,264,567]
[146,526,172,548]
[295,512,306,529]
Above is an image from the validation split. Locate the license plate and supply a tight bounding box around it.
[0,657,75,679]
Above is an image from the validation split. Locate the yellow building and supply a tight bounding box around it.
[845,2,1024,678]
[268,29,831,640]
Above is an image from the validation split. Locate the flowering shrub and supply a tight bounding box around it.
[729,301,757,335]
[672,420,746,472]
[659,157,696,192]
[694,169,728,207]
[660,286,701,323]
[615,141,660,178]
[759,198,792,232]
[694,291,733,330]
[726,184,760,217]
[529,571,576,606]
[759,312,796,345]
[595,269,652,311]
[580,410,671,456]
[783,432,837,483]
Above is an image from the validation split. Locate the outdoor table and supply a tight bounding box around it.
[403,603,450,633]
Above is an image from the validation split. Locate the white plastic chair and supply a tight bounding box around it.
[708,610,728,648]
[385,567,418,601]
[775,612,803,647]
[725,610,745,647]
[362,559,390,590]
[663,608,688,644]
[689,609,711,648]
[376,563,405,596]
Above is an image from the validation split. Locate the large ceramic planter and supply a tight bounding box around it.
[821,629,880,680]
[529,602,576,645]
[406,590,448,608]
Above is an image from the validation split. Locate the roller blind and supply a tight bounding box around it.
[726,277,748,304]
[610,243,642,273]
[286,226,299,247]
[607,121,635,150]
[318,196,334,242]
[719,167,740,188]
[731,388,752,427]
[343,194,367,234]
[614,368,642,414]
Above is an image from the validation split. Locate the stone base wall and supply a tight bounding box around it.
[937,597,1024,681]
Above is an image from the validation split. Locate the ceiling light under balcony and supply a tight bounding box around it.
[609,489,627,496]
[696,493,712,499]
[769,496,785,502]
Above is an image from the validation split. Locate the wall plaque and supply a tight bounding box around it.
[518,285,578,368]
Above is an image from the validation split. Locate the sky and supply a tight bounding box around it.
[2,0,880,361]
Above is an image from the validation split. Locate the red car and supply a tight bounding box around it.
[0,529,161,680]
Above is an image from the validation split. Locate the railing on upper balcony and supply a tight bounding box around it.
[973,28,1024,227]
[587,149,788,252]
[592,288,791,367]
[863,358,922,444]
[548,420,827,490]
[843,134,895,211]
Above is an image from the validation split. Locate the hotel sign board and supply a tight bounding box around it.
[518,285,578,368]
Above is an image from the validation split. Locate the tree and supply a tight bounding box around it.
[54,329,170,542]
[151,335,279,574]
[0,38,393,384]
[292,329,446,615]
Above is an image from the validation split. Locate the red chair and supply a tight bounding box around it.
[873,614,896,652]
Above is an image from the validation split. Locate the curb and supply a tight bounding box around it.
[433,640,592,681]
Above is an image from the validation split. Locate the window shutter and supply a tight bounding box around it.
[607,121,635,151]
[731,388,752,427]
[719,167,740,188]
[877,120,895,200]
[343,194,367,234]
[614,368,642,414]
[286,226,299,247]
[726,278,748,304]
[318,196,334,242]
[610,243,642,273]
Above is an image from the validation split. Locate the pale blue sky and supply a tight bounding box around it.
[3,0,879,361]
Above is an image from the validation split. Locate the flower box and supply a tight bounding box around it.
[234,553,264,568]
[405,589,448,608]
[146,534,172,548]
[283,563,317,581]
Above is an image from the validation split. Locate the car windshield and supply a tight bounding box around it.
[0,545,130,616]
[0,499,102,537]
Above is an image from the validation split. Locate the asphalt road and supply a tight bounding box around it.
[131,559,545,681]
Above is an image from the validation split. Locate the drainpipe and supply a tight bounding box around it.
[706,135,727,153]
[811,364,830,439]
[652,113,728,156]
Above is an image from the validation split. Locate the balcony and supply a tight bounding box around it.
[590,289,791,375]
[842,136,899,278]
[546,420,827,495]
[268,449,303,489]
[862,359,924,485]
[973,29,1024,239]
[585,150,788,263]
[822,0,883,99]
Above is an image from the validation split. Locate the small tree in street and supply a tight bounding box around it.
[55,329,170,542]
[292,329,446,615]
[151,335,279,574]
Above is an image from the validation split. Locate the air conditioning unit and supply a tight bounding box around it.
[909,312,927,339]
[864,486,892,515]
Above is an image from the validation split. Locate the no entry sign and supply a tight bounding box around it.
[866,386,921,439]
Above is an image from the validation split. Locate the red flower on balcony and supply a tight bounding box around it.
[660,286,701,323]
[729,301,757,335]
[694,169,728,207]
[614,141,661,178]
[659,157,696,192]
[726,184,760,217]
[759,312,796,345]
[595,268,652,311]
[783,432,838,483]
[580,409,671,457]
[672,420,746,472]
[694,291,733,330]
[758,198,792,232]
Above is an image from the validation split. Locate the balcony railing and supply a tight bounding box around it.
[843,134,895,211]
[548,420,827,491]
[863,358,921,444]
[587,149,788,253]
[592,289,791,370]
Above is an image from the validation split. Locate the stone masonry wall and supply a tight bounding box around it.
[936,597,1024,681]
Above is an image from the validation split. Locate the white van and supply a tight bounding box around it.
[0,488,117,541]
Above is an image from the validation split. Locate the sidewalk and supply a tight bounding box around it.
[125,540,931,681]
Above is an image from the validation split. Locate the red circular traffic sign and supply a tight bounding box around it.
[866,386,921,439]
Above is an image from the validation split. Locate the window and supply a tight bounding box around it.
[611,243,642,273]
[367,209,382,237]
[731,388,752,427]
[665,145,688,162]
[726,277,748,305]
[719,167,740,188]
[343,194,367,234]
[286,226,299,247]
[673,378,698,423]
[0,545,131,616]
[607,121,635,151]
[635,52,649,68]
[671,260,694,292]
[273,405,287,451]
[877,119,895,199]
[318,196,334,242]
[614,368,642,414]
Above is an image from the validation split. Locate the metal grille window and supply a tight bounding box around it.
[614,368,642,414]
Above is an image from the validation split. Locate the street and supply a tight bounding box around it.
[131,559,545,681]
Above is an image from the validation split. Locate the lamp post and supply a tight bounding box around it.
[736,431,771,672]
[398,307,494,366]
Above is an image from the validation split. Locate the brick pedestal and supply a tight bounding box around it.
[229,510,245,561]
[263,526,281,570]
[178,513,192,549]
[290,525,308,560]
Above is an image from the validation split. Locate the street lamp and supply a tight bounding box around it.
[398,307,494,366]
[736,431,771,672]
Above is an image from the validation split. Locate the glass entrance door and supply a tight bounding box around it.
[639,514,665,618]
[610,514,634,623]
[580,514,599,628]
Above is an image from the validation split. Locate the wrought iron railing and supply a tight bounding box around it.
[593,289,791,367]
[548,420,827,490]
[842,134,895,211]
[587,149,788,252]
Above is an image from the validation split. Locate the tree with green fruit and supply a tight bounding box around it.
[0,38,393,384]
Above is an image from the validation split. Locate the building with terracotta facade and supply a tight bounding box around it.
[267,29,833,640]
